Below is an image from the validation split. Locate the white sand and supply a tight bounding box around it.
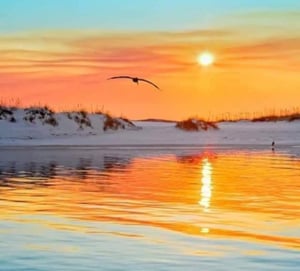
[0,108,299,147]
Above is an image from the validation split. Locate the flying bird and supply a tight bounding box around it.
[107,76,160,90]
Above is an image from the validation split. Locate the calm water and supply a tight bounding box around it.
[0,147,299,270]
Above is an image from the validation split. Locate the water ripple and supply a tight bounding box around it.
[0,148,299,270]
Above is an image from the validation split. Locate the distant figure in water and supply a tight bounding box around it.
[272,141,275,151]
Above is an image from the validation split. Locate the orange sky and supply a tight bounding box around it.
[0,11,299,120]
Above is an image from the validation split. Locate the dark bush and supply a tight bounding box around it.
[176,118,219,132]
[103,115,122,131]
[44,116,58,126]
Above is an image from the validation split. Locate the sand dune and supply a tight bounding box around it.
[0,107,300,147]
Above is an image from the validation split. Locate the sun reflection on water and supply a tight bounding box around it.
[1,150,300,258]
[199,158,212,212]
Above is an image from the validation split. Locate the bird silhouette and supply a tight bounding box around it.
[107,76,160,90]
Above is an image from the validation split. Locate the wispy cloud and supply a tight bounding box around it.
[0,9,299,118]
[0,14,299,80]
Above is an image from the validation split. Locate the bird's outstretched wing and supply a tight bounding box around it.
[107,76,134,80]
[138,78,160,90]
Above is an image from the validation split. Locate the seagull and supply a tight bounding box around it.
[107,76,160,90]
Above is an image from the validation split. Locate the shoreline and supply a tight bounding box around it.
[1,119,300,147]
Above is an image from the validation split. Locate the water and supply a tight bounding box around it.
[0,147,299,270]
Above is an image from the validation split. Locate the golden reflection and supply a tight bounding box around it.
[199,158,213,212]
[1,152,300,250]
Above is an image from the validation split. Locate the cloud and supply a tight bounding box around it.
[0,30,193,79]
[0,18,299,83]
[219,37,300,71]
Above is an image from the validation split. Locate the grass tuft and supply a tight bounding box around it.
[176,118,219,131]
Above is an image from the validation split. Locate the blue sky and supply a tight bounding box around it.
[0,0,299,33]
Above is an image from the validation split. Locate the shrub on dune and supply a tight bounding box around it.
[288,114,300,122]
[0,106,14,120]
[65,111,92,129]
[23,106,58,126]
[176,118,219,131]
[102,112,138,131]
[251,113,300,122]
[103,115,123,131]
[44,116,58,127]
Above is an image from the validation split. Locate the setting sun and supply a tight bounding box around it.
[197,52,215,67]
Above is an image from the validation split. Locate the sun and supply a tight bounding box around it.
[197,52,215,67]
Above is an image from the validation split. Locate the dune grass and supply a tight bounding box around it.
[23,106,58,126]
[214,108,300,122]
[251,113,300,122]
[0,101,136,131]
[1,98,300,124]
[176,118,219,131]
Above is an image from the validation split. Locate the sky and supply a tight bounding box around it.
[0,0,300,120]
